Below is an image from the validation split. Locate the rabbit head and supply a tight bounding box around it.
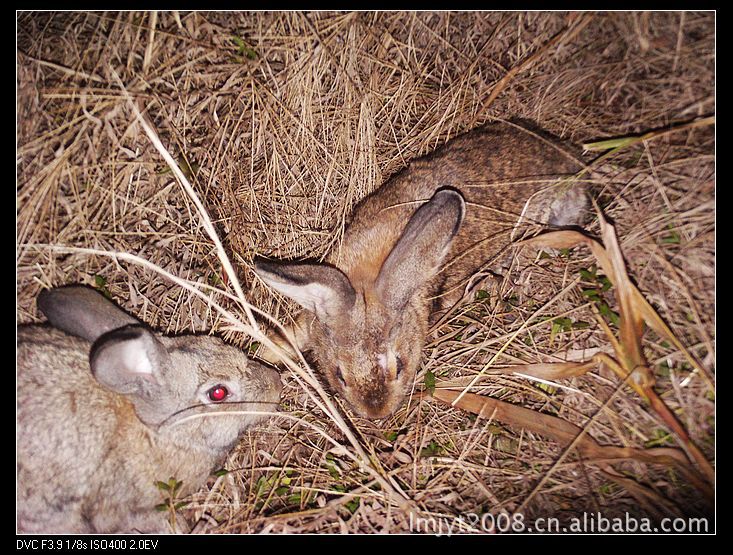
[39,286,282,437]
[255,189,465,419]
[17,286,282,533]
[88,325,281,446]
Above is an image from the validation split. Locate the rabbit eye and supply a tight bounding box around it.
[335,367,346,386]
[207,385,229,402]
[396,357,404,377]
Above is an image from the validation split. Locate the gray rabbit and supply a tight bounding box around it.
[254,120,588,419]
[17,286,282,533]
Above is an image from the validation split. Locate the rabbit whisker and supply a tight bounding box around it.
[160,400,282,428]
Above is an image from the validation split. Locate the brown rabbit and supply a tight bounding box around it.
[17,286,282,533]
[254,120,588,420]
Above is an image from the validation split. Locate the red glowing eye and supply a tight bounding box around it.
[207,385,229,402]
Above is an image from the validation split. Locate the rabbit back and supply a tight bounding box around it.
[336,121,586,308]
[17,326,138,532]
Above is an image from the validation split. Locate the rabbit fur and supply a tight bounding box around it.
[17,286,282,533]
[254,120,589,420]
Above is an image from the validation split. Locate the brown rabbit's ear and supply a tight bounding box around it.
[90,325,168,399]
[376,188,465,310]
[254,260,356,321]
[38,286,139,343]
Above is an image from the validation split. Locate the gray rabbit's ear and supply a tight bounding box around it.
[38,286,139,343]
[90,325,168,399]
[376,188,465,310]
[254,260,356,321]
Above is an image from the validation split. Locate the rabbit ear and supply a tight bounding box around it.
[254,259,356,321]
[38,286,139,343]
[90,325,168,399]
[376,188,465,310]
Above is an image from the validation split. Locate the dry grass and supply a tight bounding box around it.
[17,11,714,533]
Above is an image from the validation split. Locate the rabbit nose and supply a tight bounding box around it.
[360,376,394,419]
[265,367,283,395]
[362,399,394,420]
[252,361,282,399]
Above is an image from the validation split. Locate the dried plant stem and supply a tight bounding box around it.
[475,13,593,120]
[452,276,581,406]
[111,69,259,333]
